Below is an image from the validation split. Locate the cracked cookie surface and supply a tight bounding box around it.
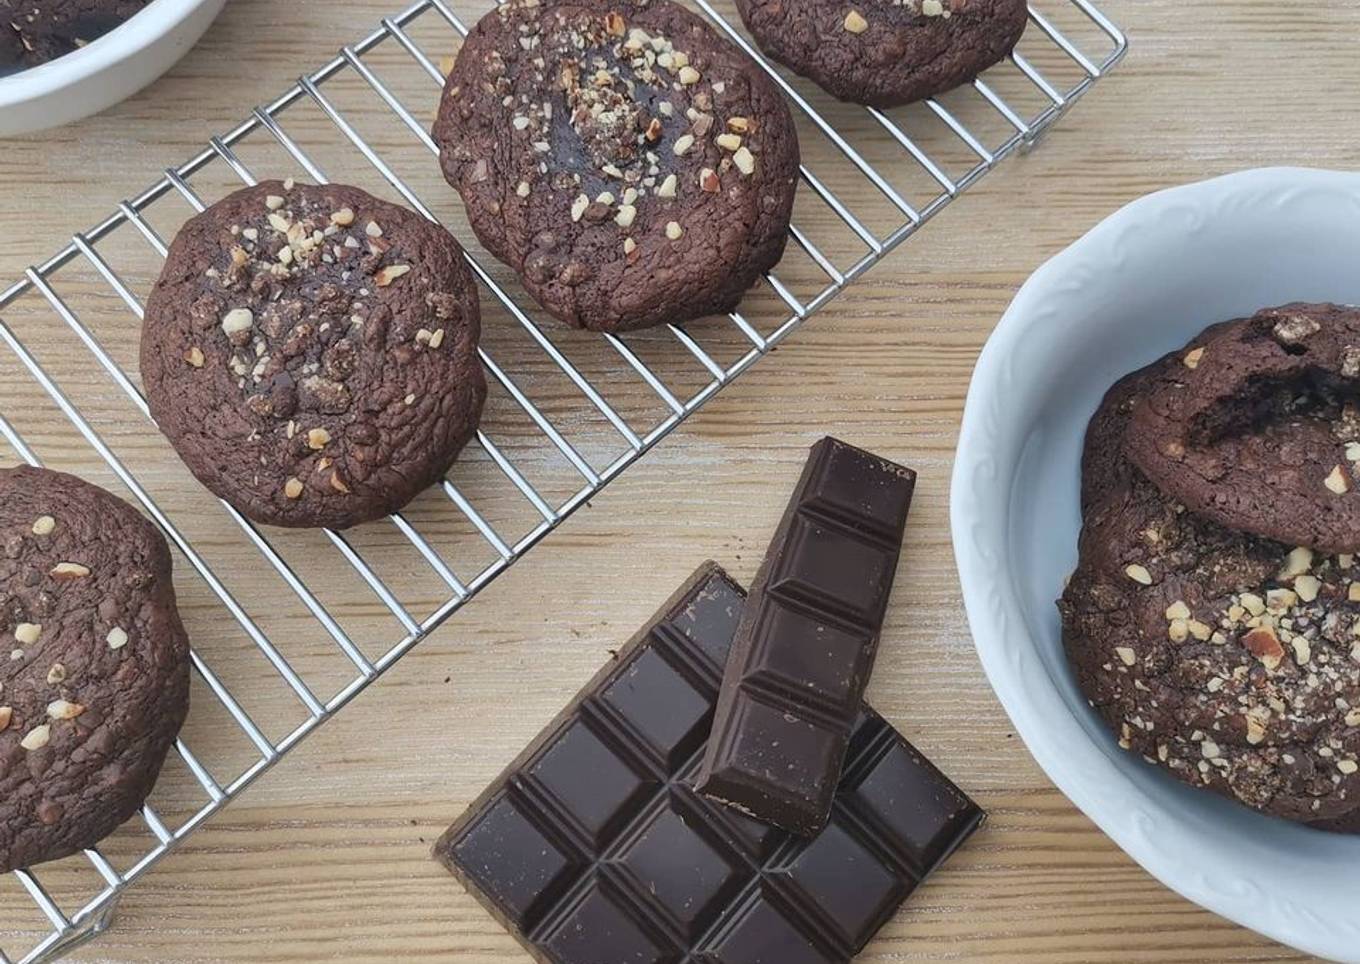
[1127,303,1360,555]
[734,0,1027,107]
[433,0,800,332]
[141,180,487,530]
[1062,346,1360,833]
[0,466,190,872]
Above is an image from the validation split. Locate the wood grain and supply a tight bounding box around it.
[0,0,1350,959]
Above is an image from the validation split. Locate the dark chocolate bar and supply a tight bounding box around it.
[695,438,916,836]
[434,563,982,964]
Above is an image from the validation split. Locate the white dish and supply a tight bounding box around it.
[952,167,1360,963]
[0,0,226,136]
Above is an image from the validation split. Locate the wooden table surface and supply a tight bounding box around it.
[0,0,1354,960]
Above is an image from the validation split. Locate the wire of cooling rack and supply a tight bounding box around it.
[0,1,1125,959]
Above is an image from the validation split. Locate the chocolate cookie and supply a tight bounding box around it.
[141,180,486,530]
[734,0,1028,108]
[433,0,800,333]
[1127,304,1360,555]
[1061,354,1360,832]
[0,466,190,872]
[0,0,149,75]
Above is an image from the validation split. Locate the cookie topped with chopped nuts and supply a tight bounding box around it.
[433,0,800,332]
[141,180,486,529]
[0,0,151,75]
[1061,351,1360,833]
[0,465,190,872]
[1127,304,1360,555]
[733,0,1027,108]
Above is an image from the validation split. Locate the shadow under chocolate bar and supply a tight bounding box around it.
[696,437,916,836]
[434,562,982,964]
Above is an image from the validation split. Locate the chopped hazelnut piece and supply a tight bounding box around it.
[657,174,678,199]
[516,181,531,198]
[615,205,638,228]
[20,724,49,751]
[31,515,55,536]
[50,562,90,579]
[47,700,83,721]
[1168,619,1188,643]
[672,134,695,156]
[1239,592,1266,616]
[1124,563,1152,585]
[922,0,946,14]
[13,623,40,646]
[330,472,351,494]
[623,237,637,256]
[307,428,331,450]
[1164,600,1191,621]
[428,329,446,349]
[1266,587,1297,612]
[665,221,684,240]
[1182,347,1205,369]
[1186,619,1212,641]
[1295,574,1321,603]
[285,478,304,500]
[1243,625,1285,670]
[843,9,869,32]
[1325,464,1351,494]
[107,627,129,650]
[1340,759,1359,775]
[374,264,411,287]
[733,147,756,176]
[678,65,701,85]
[46,664,65,685]
[365,221,383,238]
[330,208,355,226]
[265,194,286,211]
[571,194,590,222]
[221,308,254,337]
[1246,717,1267,745]
[715,132,742,152]
[699,168,720,193]
[1279,546,1314,579]
[185,346,206,368]
[727,117,750,133]
[0,707,10,732]
[1114,646,1136,667]
[1291,636,1312,665]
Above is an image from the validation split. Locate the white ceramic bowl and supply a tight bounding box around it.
[0,0,226,136]
[952,167,1360,963]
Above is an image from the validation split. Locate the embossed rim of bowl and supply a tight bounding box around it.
[0,0,227,136]
[952,167,1360,963]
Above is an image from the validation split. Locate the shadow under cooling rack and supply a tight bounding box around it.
[0,0,1125,959]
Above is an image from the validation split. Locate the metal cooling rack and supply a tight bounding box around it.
[0,0,1125,959]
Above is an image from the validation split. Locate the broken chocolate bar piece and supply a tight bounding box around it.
[696,438,916,836]
[434,562,981,963]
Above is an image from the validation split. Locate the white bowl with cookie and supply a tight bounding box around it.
[0,0,226,136]
[953,166,1360,962]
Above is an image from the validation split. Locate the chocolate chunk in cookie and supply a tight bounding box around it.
[0,466,191,872]
[141,181,487,530]
[0,0,150,73]
[1062,354,1360,833]
[734,0,1028,108]
[433,0,800,333]
[1127,303,1360,555]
